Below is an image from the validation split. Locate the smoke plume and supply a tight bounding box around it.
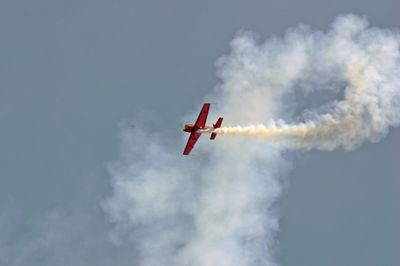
[103,14,400,266]
[215,15,400,150]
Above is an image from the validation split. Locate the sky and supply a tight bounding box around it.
[1,1,400,266]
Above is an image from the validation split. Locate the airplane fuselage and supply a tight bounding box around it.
[183,124,213,133]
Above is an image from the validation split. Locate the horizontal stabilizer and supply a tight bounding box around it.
[210,117,223,140]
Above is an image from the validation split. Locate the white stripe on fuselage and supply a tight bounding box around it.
[196,127,215,133]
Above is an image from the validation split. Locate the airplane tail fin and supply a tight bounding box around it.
[210,117,223,140]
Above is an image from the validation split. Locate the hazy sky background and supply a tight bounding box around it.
[0,1,399,265]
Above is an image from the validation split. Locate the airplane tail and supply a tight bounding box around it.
[210,117,223,140]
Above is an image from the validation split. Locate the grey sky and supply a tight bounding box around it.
[0,1,399,266]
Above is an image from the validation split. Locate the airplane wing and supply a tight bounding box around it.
[183,132,201,155]
[194,103,210,128]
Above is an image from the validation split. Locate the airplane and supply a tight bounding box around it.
[182,103,223,155]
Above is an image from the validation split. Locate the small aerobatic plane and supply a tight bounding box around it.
[182,103,223,155]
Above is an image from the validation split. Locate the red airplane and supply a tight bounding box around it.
[183,103,223,155]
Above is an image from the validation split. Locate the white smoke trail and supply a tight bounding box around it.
[215,15,400,151]
[103,14,400,266]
